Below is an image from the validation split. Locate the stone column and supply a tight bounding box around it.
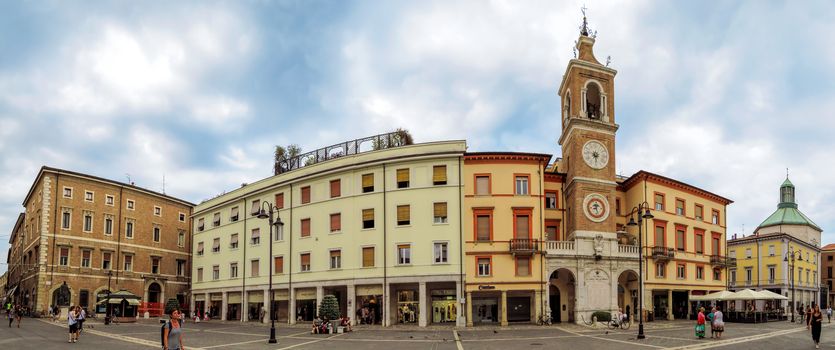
[418,282,427,327]
[383,283,390,327]
[263,289,270,324]
[347,284,356,326]
[316,285,324,317]
[666,290,673,320]
[466,292,473,327]
[533,290,542,323]
[241,291,248,322]
[221,291,228,321]
[500,290,508,326]
[289,288,296,325]
[456,280,465,327]
[204,293,210,317]
[189,293,195,318]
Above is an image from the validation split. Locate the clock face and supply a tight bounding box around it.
[582,140,609,170]
[583,194,609,223]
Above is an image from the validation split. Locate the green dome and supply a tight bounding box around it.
[757,176,821,231]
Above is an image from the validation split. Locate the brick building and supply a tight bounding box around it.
[822,244,835,308]
[5,166,193,317]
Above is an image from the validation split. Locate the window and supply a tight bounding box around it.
[476,213,492,241]
[197,268,203,282]
[362,247,375,267]
[153,227,161,242]
[81,250,91,268]
[179,212,186,222]
[105,216,113,235]
[212,265,219,280]
[516,257,530,276]
[330,213,341,233]
[275,193,284,209]
[106,195,114,206]
[362,209,375,229]
[695,204,704,221]
[63,187,72,198]
[85,191,94,202]
[694,230,704,254]
[475,175,490,195]
[615,198,621,215]
[515,213,531,238]
[433,202,448,224]
[397,244,411,265]
[746,267,753,284]
[197,218,204,232]
[654,225,665,247]
[675,199,685,216]
[275,223,284,241]
[301,218,311,237]
[125,221,134,238]
[712,235,721,256]
[301,186,311,204]
[396,168,409,188]
[829,267,833,279]
[434,242,448,263]
[397,205,410,226]
[213,212,220,227]
[274,256,284,274]
[124,255,133,271]
[711,210,720,225]
[713,268,721,281]
[768,265,776,284]
[545,192,558,209]
[83,213,93,232]
[695,266,704,280]
[330,179,341,198]
[654,193,665,211]
[197,242,204,256]
[300,253,311,272]
[675,227,686,251]
[807,269,810,286]
[330,250,341,269]
[729,250,736,259]
[545,225,559,241]
[126,200,135,210]
[154,206,162,217]
[745,248,752,259]
[251,228,260,245]
[362,173,374,193]
[769,245,775,256]
[62,211,71,229]
[177,230,185,247]
[177,260,185,276]
[730,269,736,285]
[477,257,491,276]
[433,165,447,185]
[212,238,221,253]
[251,259,260,277]
[102,252,111,270]
[230,263,238,278]
[515,175,529,195]
[677,263,686,279]
[250,199,260,216]
[231,206,241,221]
[230,233,239,249]
[656,263,665,278]
[152,258,160,274]
[798,267,803,283]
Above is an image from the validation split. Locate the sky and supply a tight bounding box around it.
[1,0,834,274]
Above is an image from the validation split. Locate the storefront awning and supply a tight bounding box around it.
[5,286,17,297]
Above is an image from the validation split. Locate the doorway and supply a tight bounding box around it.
[549,285,561,323]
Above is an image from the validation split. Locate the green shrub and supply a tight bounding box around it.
[592,310,611,322]
[318,294,340,321]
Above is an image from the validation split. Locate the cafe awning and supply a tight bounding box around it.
[690,290,737,301]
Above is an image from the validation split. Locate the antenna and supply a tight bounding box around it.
[786,167,789,178]
[162,174,166,194]
[125,173,131,184]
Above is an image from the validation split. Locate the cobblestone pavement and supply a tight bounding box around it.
[2,317,833,349]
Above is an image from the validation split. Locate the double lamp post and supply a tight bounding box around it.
[257,201,284,344]
[626,202,654,340]
[784,248,803,323]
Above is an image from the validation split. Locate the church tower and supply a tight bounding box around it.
[557,14,619,239]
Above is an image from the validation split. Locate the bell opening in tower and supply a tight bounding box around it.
[586,83,602,120]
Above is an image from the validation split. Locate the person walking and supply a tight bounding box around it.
[827,307,832,323]
[806,306,813,330]
[67,306,78,343]
[77,307,86,338]
[713,306,725,340]
[695,307,706,339]
[7,305,14,328]
[13,305,22,328]
[162,308,185,350]
[707,307,715,339]
[811,305,823,349]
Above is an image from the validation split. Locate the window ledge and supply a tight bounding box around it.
[329,231,342,235]
[433,221,449,226]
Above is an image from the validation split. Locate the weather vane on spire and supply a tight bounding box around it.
[580,5,589,36]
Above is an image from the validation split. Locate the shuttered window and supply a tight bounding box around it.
[212,238,220,252]
[230,206,239,221]
[251,228,260,245]
[695,233,704,254]
[676,228,685,251]
[397,205,410,226]
[274,256,284,274]
[396,169,409,188]
[362,209,374,229]
[433,202,448,224]
[251,199,261,216]
[475,176,490,195]
[197,218,204,231]
[301,218,311,237]
[230,233,239,248]
[197,242,204,255]
[476,215,491,241]
[329,250,341,269]
[330,213,341,232]
[330,179,341,198]
[676,199,685,216]
[655,225,665,247]
[362,247,375,267]
[546,226,558,241]
[515,214,530,238]
[654,194,664,211]
[433,165,447,185]
[301,186,311,204]
[251,259,259,277]
[213,212,221,226]
[300,253,311,272]
[362,173,374,193]
[516,257,530,276]
[275,193,284,209]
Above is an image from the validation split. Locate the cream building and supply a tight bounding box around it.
[191,138,466,327]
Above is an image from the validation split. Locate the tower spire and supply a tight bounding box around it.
[580,5,589,36]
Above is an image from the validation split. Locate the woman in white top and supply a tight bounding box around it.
[712,306,725,339]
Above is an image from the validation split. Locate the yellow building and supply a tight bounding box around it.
[191,137,466,327]
[728,177,822,312]
[463,152,551,326]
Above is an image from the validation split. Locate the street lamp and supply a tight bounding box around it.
[257,202,284,344]
[626,201,654,340]
[784,248,803,323]
[105,270,113,325]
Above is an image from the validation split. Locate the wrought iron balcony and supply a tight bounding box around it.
[651,246,674,261]
[274,131,413,175]
[726,257,737,267]
[711,255,729,267]
[510,238,539,256]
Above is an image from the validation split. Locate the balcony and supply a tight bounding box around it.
[726,257,737,267]
[651,246,675,261]
[544,240,575,256]
[509,239,540,256]
[711,255,730,267]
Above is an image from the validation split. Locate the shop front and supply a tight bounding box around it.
[247,291,264,322]
[395,289,419,324]
[95,290,110,315]
[507,294,532,323]
[356,285,383,325]
[271,289,289,322]
[430,289,457,324]
[227,292,241,321]
[295,288,316,322]
[194,294,205,319]
[472,294,499,324]
[209,293,222,319]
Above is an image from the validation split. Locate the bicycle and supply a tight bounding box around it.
[538,314,552,326]
[607,317,630,330]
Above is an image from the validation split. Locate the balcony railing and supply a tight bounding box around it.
[274,131,412,175]
[711,255,729,267]
[544,240,575,256]
[726,257,737,267]
[509,239,539,255]
[651,246,675,261]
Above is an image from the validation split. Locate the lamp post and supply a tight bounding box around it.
[784,248,803,323]
[257,202,284,344]
[105,270,113,325]
[626,202,654,340]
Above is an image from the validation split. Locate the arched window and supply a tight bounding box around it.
[586,83,602,120]
[564,91,572,120]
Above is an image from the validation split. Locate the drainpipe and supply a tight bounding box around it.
[538,161,545,321]
[115,186,123,289]
[458,156,465,326]
[242,198,247,322]
[382,164,388,327]
[288,183,293,325]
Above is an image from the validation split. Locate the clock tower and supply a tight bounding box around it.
[557,16,619,240]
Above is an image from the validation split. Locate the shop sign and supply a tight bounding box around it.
[478,285,496,290]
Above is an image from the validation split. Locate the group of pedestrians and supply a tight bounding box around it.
[6,304,22,328]
[66,305,86,343]
[695,306,724,339]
